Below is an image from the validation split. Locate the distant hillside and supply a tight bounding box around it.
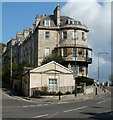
[0,42,6,54]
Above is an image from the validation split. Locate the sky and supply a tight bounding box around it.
[1,0,111,83]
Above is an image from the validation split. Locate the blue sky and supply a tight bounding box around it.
[2,1,105,44]
[2,2,66,44]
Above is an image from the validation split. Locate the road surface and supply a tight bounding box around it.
[1,87,112,119]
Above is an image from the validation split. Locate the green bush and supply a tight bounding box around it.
[41,54,64,65]
[76,76,94,86]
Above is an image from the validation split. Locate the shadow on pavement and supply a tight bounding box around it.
[80,111,113,120]
[2,87,18,96]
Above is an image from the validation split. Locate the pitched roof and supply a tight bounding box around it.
[30,61,73,73]
[39,15,82,27]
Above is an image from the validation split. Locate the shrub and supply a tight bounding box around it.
[56,91,63,95]
[32,90,40,98]
[41,54,64,65]
[76,76,94,86]
[48,92,57,95]
[66,91,71,95]
[40,86,48,95]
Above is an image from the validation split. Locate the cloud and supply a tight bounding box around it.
[61,0,111,82]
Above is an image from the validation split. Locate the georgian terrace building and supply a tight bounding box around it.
[2,5,92,77]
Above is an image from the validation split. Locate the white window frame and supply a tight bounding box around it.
[72,31,78,40]
[63,48,67,57]
[68,19,74,24]
[44,20,50,26]
[45,48,50,57]
[62,31,67,40]
[49,79,57,92]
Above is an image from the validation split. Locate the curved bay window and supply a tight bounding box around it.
[55,47,92,63]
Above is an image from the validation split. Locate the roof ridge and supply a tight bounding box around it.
[30,61,73,73]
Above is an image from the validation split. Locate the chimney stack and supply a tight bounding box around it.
[16,32,24,40]
[35,15,40,26]
[54,4,60,26]
[23,28,31,38]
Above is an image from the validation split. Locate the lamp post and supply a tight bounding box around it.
[10,40,13,88]
[98,52,108,85]
[73,30,78,97]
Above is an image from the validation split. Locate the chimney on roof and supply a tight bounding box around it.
[32,23,36,31]
[16,32,23,40]
[54,4,60,26]
[35,15,41,26]
[23,28,31,38]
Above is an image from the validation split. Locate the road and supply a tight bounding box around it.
[1,87,112,119]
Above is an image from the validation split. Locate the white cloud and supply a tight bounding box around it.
[61,0,111,82]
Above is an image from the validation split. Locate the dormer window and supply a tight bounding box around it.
[68,19,81,25]
[44,20,50,26]
[68,19,74,24]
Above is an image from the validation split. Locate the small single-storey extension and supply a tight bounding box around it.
[22,61,75,97]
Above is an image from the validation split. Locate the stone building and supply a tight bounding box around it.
[22,61,75,97]
[2,5,92,77]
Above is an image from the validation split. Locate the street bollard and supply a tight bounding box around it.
[75,85,77,97]
[95,87,97,95]
[59,91,61,100]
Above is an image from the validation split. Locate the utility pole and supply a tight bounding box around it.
[98,52,108,84]
[74,30,78,97]
[10,40,13,88]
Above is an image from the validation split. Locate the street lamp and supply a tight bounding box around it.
[98,52,108,85]
[73,30,78,97]
[10,40,13,88]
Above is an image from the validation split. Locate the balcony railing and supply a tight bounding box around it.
[63,56,92,63]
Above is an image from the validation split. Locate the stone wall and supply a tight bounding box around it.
[84,85,95,95]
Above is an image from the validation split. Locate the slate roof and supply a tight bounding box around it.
[39,15,82,27]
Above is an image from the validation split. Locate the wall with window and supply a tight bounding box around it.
[29,73,75,96]
[59,29,88,47]
[57,47,92,60]
[38,29,58,65]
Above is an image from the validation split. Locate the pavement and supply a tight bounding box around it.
[27,87,111,104]
[2,86,110,104]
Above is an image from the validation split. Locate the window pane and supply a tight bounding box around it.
[62,31,67,39]
[72,31,78,39]
[45,48,50,57]
[82,32,85,40]
[73,48,77,57]
[49,79,57,92]
[63,48,67,57]
[45,32,50,39]
[44,20,50,26]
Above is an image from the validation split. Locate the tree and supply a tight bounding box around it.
[76,76,94,86]
[2,60,35,87]
[41,54,65,65]
[2,60,17,87]
[13,61,35,79]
